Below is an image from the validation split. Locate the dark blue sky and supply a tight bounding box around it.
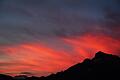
[0,0,119,45]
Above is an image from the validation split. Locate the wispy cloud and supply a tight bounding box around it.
[0,0,120,76]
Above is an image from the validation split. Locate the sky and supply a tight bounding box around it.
[0,0,120,76]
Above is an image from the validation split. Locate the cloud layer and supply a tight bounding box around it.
[0,0,120,76]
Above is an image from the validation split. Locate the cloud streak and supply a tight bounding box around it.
[0,0,120,76]
[0,33,120,76]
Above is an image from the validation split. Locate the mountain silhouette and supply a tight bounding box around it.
[0,74,13,80]
[0,51,120,80]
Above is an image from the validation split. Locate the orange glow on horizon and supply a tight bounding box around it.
[0,34,120,76]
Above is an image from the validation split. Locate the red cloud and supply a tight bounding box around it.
[0,34,120,76]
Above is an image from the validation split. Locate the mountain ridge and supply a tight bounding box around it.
[0,51,120,80]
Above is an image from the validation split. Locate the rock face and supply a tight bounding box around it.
[0,51,120,80]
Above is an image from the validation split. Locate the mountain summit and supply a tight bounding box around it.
[41,51,120,80]
[0,51,120,80]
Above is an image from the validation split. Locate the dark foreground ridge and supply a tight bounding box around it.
[0,51,120,80]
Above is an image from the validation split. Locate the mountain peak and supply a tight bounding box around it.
[0,51,120,80]
[94,51,108,58]
[94,51,119,59]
